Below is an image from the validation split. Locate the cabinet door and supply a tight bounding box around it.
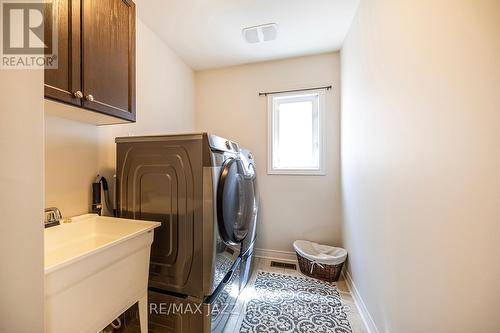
[82,0,136,121]
[44,0,82,106]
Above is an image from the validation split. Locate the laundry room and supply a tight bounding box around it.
[2,0,500,333]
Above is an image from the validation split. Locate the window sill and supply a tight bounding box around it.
[267,169,326,176]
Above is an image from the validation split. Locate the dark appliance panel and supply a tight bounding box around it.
[117,137,205,297]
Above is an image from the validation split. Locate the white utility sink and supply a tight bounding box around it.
[44,214,160,333]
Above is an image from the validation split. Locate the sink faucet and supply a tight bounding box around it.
[44,207,63,228]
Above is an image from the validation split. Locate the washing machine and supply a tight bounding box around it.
[238,148,259,291]
[116,133,258,332]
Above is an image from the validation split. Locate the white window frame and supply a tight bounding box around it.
[267,89,326,175]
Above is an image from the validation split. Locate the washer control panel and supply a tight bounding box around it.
[208,134,240,153]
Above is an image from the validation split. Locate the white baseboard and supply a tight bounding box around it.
[342,270,379,333]
[254,248,298,263]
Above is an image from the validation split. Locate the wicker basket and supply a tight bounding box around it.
[296,251,344,282]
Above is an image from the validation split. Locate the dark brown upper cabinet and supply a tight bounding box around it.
[44,0,136,122]
[44,0,81,107]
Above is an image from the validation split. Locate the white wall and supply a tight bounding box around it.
[97,18,195,210]
[196,53,341,253]
[45,116,98,216]
[341,0,500,332]
[0,71,45,332]
[45,17,195,216]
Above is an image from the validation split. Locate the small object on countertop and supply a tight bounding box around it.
[92,175,116,217]
[293,240,347,282]
[92,181,102,215]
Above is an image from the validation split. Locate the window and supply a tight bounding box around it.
[268,90,326,175]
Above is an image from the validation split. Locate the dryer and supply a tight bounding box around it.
[116,133,258,332]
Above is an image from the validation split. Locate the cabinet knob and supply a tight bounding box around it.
[85,94,95,102]
[73,91,83,99]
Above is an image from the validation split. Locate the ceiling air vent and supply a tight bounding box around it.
[243,23,278,44]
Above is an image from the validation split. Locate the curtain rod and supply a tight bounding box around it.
[259,85,332,97]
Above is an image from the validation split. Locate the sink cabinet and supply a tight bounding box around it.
[44,0,136,122]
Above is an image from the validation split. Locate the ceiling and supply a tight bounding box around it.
[137,0,360,70]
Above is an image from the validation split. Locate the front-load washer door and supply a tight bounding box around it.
[217,158,254,245]
[241,163,258,255]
